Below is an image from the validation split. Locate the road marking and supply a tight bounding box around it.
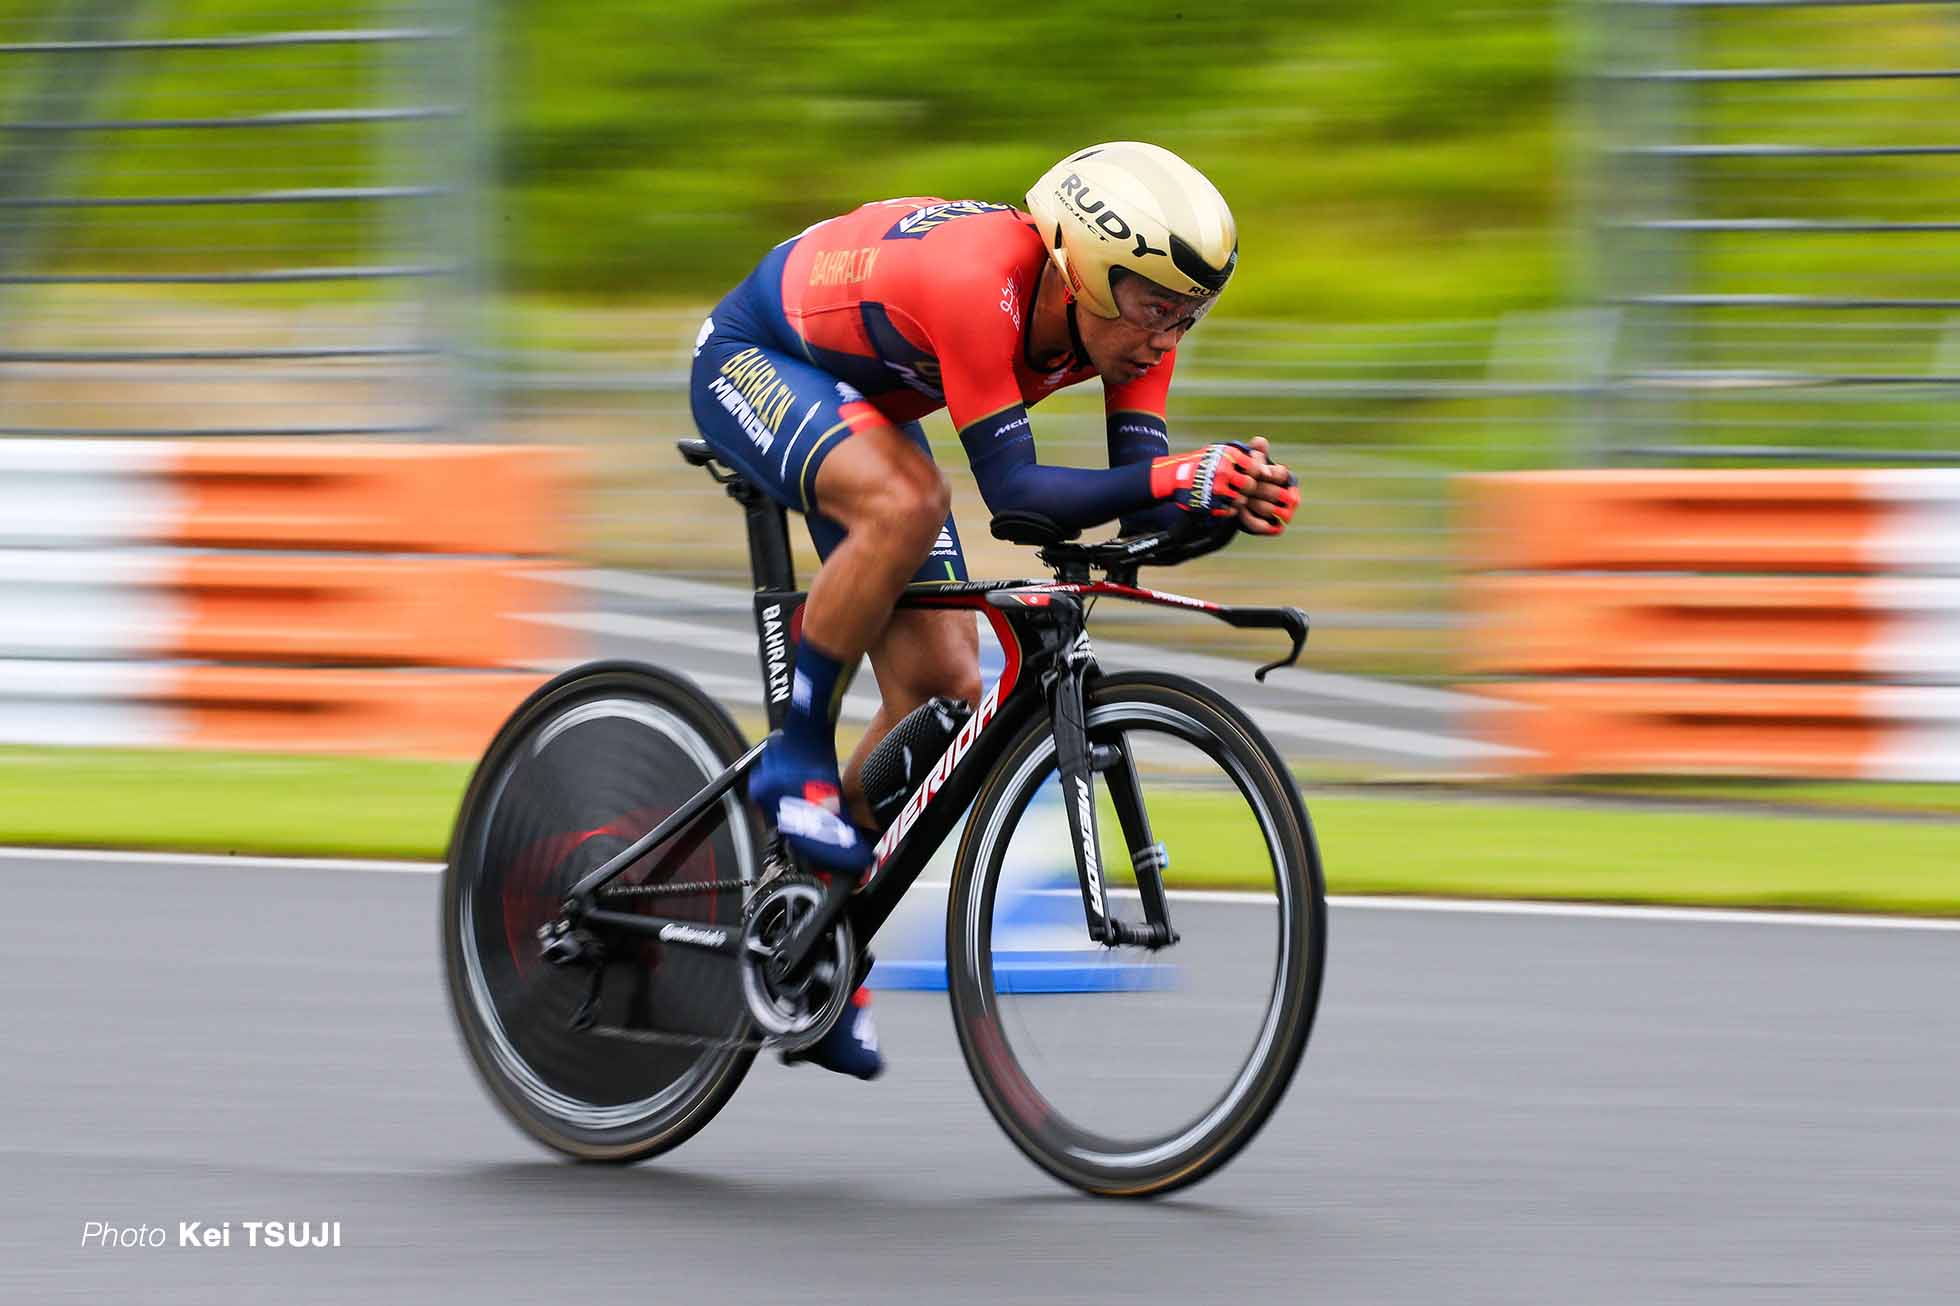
[1327,895,1960,932]
[527,568,749,613]
[4,846,1956,932]
[0,846,437,874]
[680,667,883,721]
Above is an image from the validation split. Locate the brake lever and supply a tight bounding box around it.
[1217,605,1310,682]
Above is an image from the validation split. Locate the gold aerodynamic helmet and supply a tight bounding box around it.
[1026,141,1238,327]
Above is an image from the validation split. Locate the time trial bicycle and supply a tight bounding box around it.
[442,438,1327,1197]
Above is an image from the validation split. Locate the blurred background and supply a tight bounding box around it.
[6,14,1957,1300]
[1,0,1957,862]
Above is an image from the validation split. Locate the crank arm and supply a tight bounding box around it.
[769,865,857,981]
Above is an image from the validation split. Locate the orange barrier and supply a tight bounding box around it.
[1462,470,1960,779]
[178,667,543,757]
[1465,575,1885,679]
[1479,681,1884,779]
[0,440,573,758]
[178,555,560,668]
[173,442,573,554]
[1459,470,1884,573]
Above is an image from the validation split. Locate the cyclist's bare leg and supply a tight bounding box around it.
[840,607,983,826]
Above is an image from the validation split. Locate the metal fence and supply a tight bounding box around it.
[1581,0,1960,464]
[0,0,482,439]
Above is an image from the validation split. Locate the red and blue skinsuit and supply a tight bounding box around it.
[690,197,1180,581]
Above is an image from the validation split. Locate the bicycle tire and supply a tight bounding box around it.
[442,660,762,1163]
[945,670,1326,1197]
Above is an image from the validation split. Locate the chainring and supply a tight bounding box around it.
[738,874,854,1053]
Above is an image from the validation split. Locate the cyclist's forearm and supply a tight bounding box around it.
[960,405,1156,529]
[1106,412,1181,534]
[1107,410,1170,467]
[971,452,1156,530]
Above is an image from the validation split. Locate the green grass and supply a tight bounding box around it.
[0,748,471,861]
[1499,777,1960,819]
[1147,792,1960,916]
[3,747,1955,916]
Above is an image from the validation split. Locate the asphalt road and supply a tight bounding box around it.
[3,850,1957,1305]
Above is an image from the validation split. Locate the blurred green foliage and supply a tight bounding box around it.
[10,0,1958,331]
[495,0,1568,318]
[0,0,1572,320]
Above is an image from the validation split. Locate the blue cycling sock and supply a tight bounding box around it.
[781,637,855,766]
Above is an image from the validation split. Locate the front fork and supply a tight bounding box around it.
[1047,637,1179,950]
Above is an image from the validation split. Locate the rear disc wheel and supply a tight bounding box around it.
[442,661,762,1162]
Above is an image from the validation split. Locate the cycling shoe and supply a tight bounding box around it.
[749,738,874,876]
[782,987,883,1081]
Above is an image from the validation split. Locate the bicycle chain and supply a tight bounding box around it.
[594,845,791,901]
[596,876,756,900]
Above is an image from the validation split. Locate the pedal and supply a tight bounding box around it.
[1087,744,1124,772]
[1131,842,1170,876]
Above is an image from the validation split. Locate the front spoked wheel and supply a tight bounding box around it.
[946,671,1326,1197]
[442,661,763,1163]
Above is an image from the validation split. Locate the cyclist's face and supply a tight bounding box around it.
[1081,275,1209,384]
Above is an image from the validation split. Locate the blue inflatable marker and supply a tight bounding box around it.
[867,629,1173,993]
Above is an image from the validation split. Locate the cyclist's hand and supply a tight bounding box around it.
[1151,441,1261,518]
[1237,436,1300,536]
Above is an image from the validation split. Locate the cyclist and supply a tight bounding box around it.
[690,141,1299,1079]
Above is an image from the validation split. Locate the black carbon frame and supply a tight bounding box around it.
[581,441,1306,974]
[752,583,1085,977]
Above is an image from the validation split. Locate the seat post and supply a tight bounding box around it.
[730,479,795,592]
[679,439,797,592]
